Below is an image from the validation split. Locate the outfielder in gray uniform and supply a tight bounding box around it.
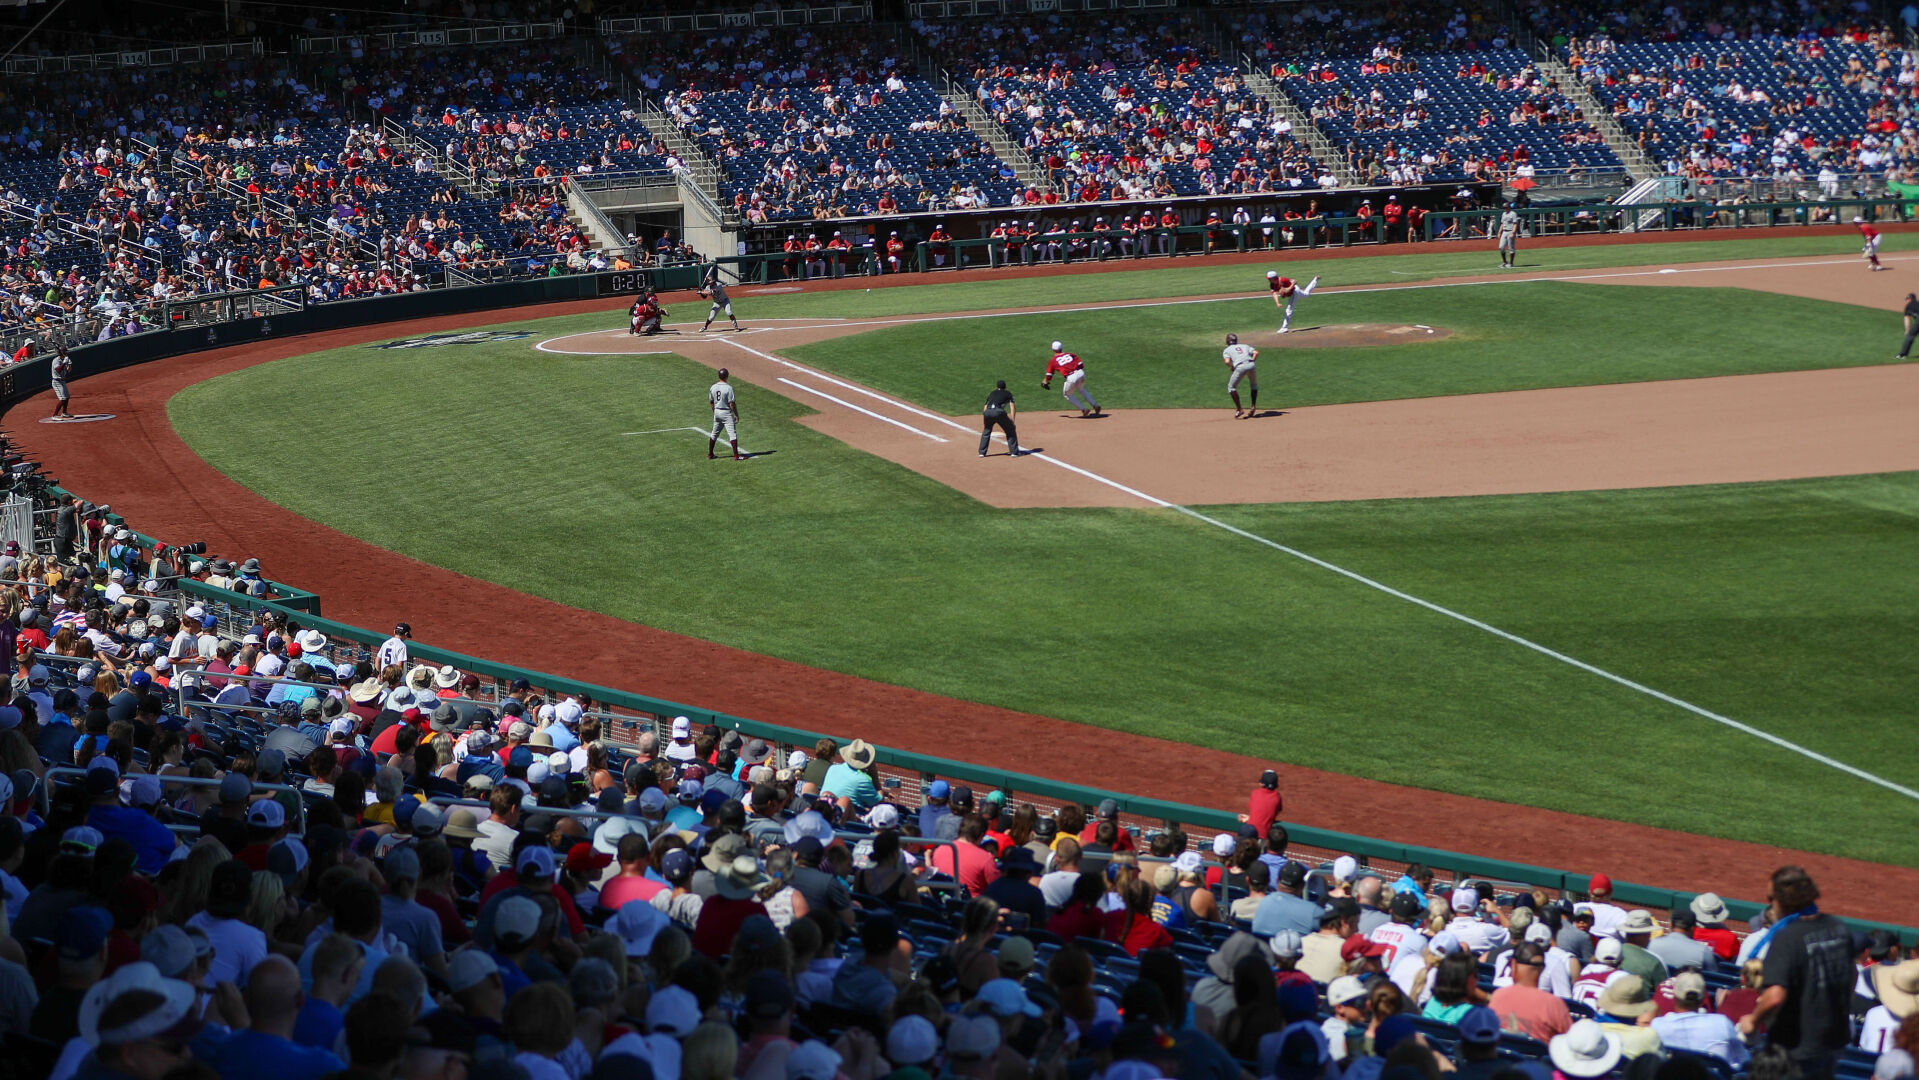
[1222,334,1260,418]
[1497,205,1520,268]
[699,267,741,332]
[708,368,741,460]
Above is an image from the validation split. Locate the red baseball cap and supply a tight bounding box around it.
[1341,934,1391,962]
[1590,874,1613,893]
[566,842,612,875]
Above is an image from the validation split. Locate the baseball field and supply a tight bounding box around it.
[149,233,1918,871]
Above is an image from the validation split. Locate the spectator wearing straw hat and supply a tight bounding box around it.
[1550,1019,1623,1080]
[822,739,880,810]
[1593,975,1665,1059]
[1689,893,1738,961]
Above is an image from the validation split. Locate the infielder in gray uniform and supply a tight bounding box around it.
[707,368,741,460]
[1222,333,1259,418]
[1497,204,1520,267]
[699,266,741,333]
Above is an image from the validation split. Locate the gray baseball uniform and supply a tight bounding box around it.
[709,380,738,441]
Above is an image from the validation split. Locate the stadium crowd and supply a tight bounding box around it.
[0,519,1902,1080]
[4,0,1919,355]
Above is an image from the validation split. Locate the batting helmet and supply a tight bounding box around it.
[1226,333,1238,345]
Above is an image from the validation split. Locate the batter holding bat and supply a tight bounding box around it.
[698,265,743,332]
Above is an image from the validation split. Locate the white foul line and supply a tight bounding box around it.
[775,378,948,442]
[622,426,712,437]
[717,339,1919,802]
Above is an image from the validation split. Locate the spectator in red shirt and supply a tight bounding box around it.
[1689,893,1739,961]
[1104,877,1174,956]
[693,853,772,958]
[1245,769,1283,838]
[1048,872,1107,944]
[1078,798,1135,853]
[929,815,1002,897]
[597,828,666,911]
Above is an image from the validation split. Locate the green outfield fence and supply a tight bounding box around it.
[45,493,1915,945]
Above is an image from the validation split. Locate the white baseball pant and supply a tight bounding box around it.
[1062,369,1099,412]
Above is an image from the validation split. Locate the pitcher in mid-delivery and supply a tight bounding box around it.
[1041,340,1102,417]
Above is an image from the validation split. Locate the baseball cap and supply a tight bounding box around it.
[1327,975,1368,1007]
[926,780,950,800]
[266,837,309,884]
[60,825,105,855]
[787,1040,841,1080]
[1341,933,1390,962]
[1458,1006,1502,1045]
[1594,938,1624,965]
[140,924,198,979]
[446,950,499,993]
[613,899,669,957]
[645,985,701,1037]
[1429,931,1462,956]
[1672,971,1708,1004]
[886,1014,940,1067]
[247,799,285,829]
[977,978,1042,1018]
[495,896,542,945]
[676,778,704,803]
[384,845,422,883]
[58,906,112,959]
[515,845,557,880]
[1269,930,1304,960]
[638,788,668,815]
[1390,891,1423,918]
[566,842,613,876]
[947,1014,1001,1060]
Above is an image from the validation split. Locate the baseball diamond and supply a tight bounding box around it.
[4,4,1919,1072]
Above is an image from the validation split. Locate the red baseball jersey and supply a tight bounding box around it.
[1045,351,1085,378]
[1270,277,1295,293]
[1860,222,1881,241]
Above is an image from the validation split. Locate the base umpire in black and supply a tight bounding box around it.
[981,380,1020,457]
[1900,293,1919,359]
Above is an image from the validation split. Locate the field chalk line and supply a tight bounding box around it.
[621,426,712,437]
[774,376,949,442]
[715,335,1919,802]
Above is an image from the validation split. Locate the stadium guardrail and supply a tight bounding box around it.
[8,225,1914,946]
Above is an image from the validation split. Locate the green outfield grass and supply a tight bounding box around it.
[168,309,1919,864]
[780,282,1900,413]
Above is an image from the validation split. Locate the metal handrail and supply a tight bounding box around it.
[43,767,309,835]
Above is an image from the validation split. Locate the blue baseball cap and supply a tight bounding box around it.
[57,906,111,959]
[927,780,950,800]
[1458,1005,1502,1045]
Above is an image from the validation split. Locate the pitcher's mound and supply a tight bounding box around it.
[1270,323,1454,347]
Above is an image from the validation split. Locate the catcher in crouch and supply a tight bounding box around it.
[699,265,743,332]
[629,292,668,335]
